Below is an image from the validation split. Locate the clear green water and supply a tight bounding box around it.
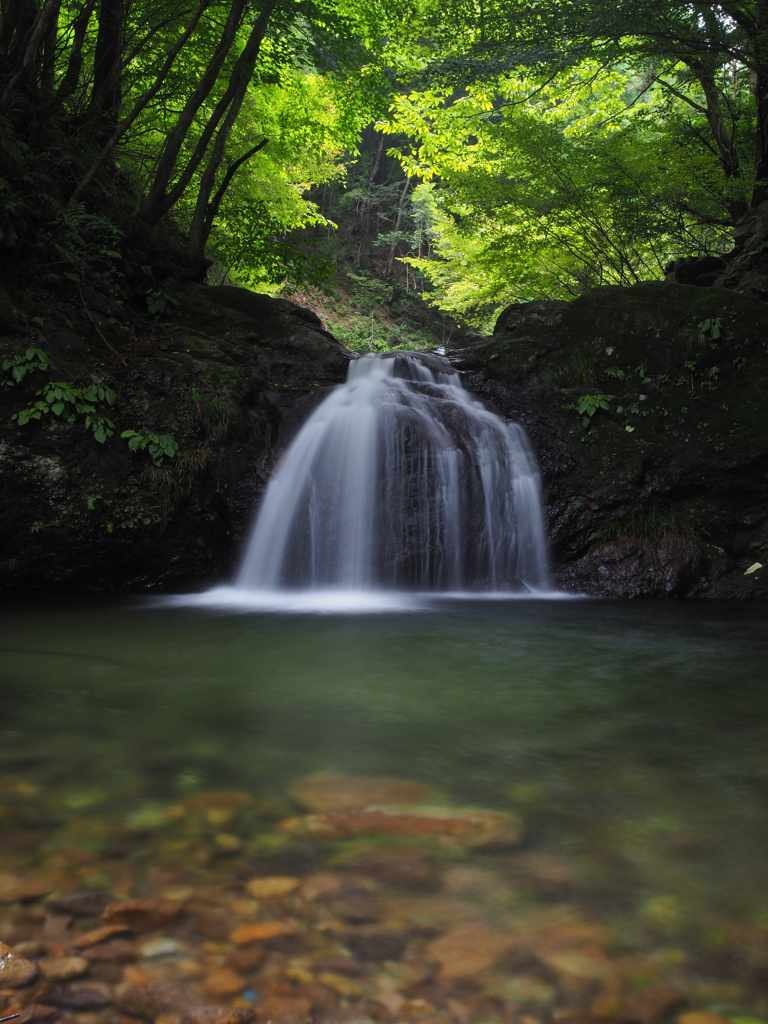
[3,596,768,940]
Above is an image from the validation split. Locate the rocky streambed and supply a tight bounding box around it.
[2,773,767,1024]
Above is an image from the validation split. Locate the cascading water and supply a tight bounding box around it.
[235,351,550,594]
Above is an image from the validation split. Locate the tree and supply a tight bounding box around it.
[414,0,767,213]
[0,0,402,280]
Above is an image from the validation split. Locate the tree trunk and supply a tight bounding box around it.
[89,0,125,128]
[0,0,59,114]
[183,138,268,279]
[139,0,249,223]
[50,0,98,111]
[141,0,277,226]
[751,0,768,204]
[66,0,212,209]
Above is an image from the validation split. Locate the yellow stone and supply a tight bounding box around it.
[678,1013,734,1024]
[204,966,245,997]
[213,832,241,851]
[317,971,363,999]
[245,876,300,899]
[230,920,297,945]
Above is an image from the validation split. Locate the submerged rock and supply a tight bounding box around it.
[0,940,38,987]
[289,773,442,812]
[427,925,517,979]
[101,898,182,930]
[36,956,89,981]
[0,873,53,904]
[279,806,522,847]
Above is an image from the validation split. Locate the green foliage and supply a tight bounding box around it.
[42,207,123,285]
[548,349,598,388]
[383,57,745,324]
[593,507,697,543]
[146,290,181,317]
[2,347,49,384]
[13,380,117,443]
[697,317,722,340]
[576,393,611,427]
[120,429,179,467]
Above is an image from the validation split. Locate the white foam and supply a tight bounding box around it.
[158,585,580,615]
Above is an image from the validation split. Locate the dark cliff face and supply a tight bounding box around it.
[0,281,351,591]
[452,282,768,599]
[3,275,768,597]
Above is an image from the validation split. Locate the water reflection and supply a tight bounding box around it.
[1,599,768,1021]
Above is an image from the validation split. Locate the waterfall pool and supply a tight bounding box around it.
[2,595,768,1021]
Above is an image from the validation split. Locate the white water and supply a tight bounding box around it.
[234,351,550,597]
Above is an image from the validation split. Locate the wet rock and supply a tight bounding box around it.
[188,913,232,941]
[539,948,616,982]
[38,983,111,1009]
[213,833,241,852]
[316,971,363,999]
[245,877,300,899]
[555,534,716,599]
[253,995,311,1022]
[290,773,441,812]
[203,967,245,997]
[112,981,190,1017]
[345,932,406,962]
[37,956,90,981]
[181,790,253,820]
[46,892,112,917]
[0,282,353,591]
[81,939,137,963]
[297,874,344,901]
[327,888,381,924]
[279,807,522,847]
[311,956,365,977]
[180,1009,254,1024]
[427,926,516,980]
[227,946,267,973]
[677,1013,732,1024]
[0,940,38,987]
[101,899,181,930]
[332,846,436,887]
[139,937,189,959]
[0,874,53,904]
[622,985,687,1024]
[497,973,557,1006]
[230,921,298,945]
[72,924,130,949]
[14,1004,60,1024]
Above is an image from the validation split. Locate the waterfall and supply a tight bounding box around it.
[235,351,550,594]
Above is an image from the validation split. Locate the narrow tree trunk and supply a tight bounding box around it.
[141,0,277,226]
[180,14,275,276]
[183,138,268,278]
[751,0,768,204]
[66,0,211,209]
[39,0,60,99]
[385,176,413,276]
[139,0,249,223]
[50,0,98,111]
[0,0,59,113]
[88,0,125,128]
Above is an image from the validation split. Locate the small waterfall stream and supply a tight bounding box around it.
[235,351,550,595]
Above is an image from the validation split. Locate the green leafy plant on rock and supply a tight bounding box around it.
[697,317,722,340]
[575,393,611,428]
[2,346,49,384]
[121,430,179,467]
[12,379,117,442]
